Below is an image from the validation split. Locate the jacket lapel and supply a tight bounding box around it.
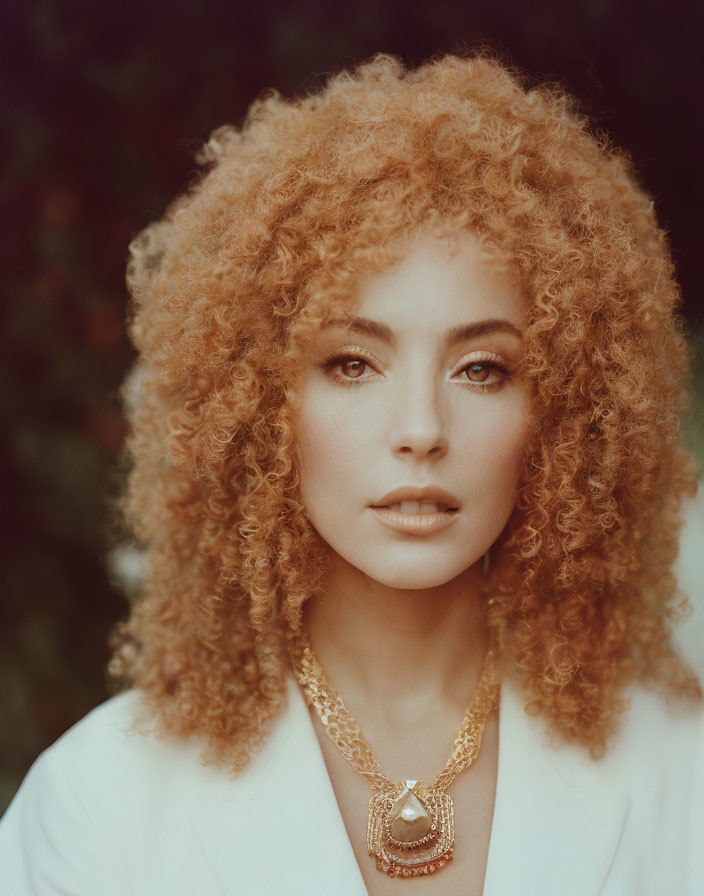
[483,679,629,896]
[184,675,367,896]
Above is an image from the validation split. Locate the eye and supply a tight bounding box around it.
[462,362,497,383]
[454,353,510,390]
[322,350,380,385]
[339,358,367,378]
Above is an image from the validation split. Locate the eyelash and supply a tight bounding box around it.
[321,348,512,391]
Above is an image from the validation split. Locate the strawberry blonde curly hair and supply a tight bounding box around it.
[110,52,701,764]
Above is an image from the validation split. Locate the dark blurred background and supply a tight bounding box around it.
[2,0,704,813]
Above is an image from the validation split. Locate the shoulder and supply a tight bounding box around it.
[0,688,292,895]
[0,692,144,894]
[502,677,704,832]
[614,681,703,744]
[502,675,704,767]
[9,690,215,817]
[541,681,704,795]
[493,678,704,895]
[601,685,704,893]
[33,689,207,784]
[1,685,298,825]
[605,684,704,825]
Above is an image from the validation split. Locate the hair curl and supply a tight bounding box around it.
[110,52,701,764]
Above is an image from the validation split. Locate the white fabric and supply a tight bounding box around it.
[1,674,702,895]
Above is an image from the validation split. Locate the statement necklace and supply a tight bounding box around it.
[288,630,500,878]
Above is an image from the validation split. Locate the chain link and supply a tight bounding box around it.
[288,629,500,793]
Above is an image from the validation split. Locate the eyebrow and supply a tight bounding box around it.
[324,316,523,346]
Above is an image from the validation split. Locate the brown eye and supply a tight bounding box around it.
[340,359,367,379]
[322,350,378,385]
[464,363,491,383]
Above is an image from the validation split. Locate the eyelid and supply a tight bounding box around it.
[322,345,382,368]
[452,349,509,375]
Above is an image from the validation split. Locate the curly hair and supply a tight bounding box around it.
[109,52,701,764]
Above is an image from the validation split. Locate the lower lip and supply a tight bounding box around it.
[369,506,459,535]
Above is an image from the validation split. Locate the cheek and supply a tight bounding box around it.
[493,415,526,477]
[295,391,371,497]
[458,398,527,493]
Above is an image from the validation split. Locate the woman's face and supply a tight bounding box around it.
[294,229,529,590]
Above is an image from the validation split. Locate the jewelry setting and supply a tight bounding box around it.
[367,779,455,875]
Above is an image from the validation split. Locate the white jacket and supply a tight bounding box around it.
[1,674,703,895]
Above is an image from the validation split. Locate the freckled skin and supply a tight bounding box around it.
[295,228,529,592]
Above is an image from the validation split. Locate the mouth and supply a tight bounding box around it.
[374,500,457,514]
[368,502,459,535]
[372,485,461,513]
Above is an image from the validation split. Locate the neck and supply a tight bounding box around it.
[302,553,489,718]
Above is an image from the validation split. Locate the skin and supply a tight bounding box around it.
[293,228,529,894]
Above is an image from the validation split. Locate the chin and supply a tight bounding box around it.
[351,556,481,591]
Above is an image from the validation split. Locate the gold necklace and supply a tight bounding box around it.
[287,629,500,878]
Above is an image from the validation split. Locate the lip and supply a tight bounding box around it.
[369,505,459,535]
[372,485,460,510]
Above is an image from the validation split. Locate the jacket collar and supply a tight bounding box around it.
[185,674,628,895]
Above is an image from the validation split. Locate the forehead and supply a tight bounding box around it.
[351,229,524,331]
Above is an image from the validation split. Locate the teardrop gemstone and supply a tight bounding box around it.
[388,789,433,843]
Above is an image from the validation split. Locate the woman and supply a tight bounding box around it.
[1,53,703,895]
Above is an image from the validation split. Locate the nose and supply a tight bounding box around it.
[390,377,449,462]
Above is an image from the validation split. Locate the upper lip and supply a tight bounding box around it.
[372,486,460,510]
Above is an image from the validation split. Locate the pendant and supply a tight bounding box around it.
[366,780,454,877]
